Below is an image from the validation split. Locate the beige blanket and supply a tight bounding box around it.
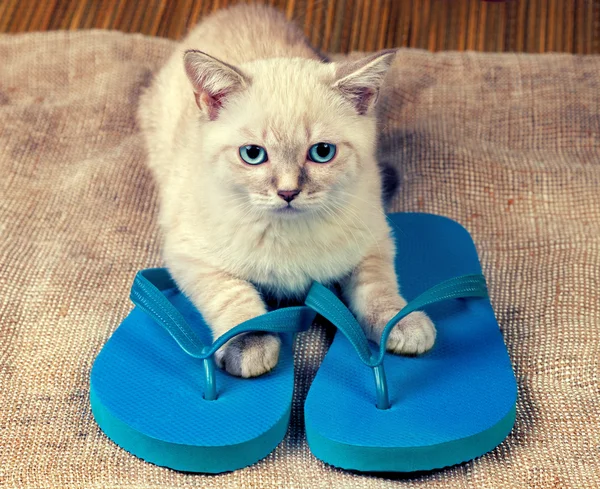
[1,31,599,488]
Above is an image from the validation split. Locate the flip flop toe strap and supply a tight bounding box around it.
[304,274,489,409]
[130,268,316,400]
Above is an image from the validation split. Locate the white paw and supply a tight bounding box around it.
[215,332,281,378]
[384,311,436,355]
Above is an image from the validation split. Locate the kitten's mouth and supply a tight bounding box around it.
[274,205,303,216]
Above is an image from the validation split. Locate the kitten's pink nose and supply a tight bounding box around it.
[278,189,300,203]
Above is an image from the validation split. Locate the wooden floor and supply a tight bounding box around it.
[1,0,599,53]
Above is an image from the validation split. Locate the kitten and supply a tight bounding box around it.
[138,4,435,378]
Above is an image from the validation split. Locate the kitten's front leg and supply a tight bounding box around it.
[171,263,279,378]
[342,247,436,355]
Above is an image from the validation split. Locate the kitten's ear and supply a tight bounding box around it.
[333,49,397,115]
[184,50,249,121]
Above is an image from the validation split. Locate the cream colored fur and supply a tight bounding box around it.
[138,4,435,378]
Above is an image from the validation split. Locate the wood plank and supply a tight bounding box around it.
[456,0,468,51]
[496,3,506,52]
[466,0,479,51]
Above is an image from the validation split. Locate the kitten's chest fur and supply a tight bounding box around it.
[208,214,367,298]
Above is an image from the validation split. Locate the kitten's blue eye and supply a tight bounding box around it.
[239,145,268,165]
[308,143,336,163]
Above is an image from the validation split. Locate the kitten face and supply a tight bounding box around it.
[195,59,371,219]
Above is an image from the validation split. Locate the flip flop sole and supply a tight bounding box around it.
[89,386,291,473]
[305,213,517,472]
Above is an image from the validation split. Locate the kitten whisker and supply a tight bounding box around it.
[334,190,407,240]
[330,198,383,260]
[334,190,389,219]
[321,200,362,254]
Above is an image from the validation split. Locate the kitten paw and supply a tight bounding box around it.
[215,332,281,378]
[384,311,436,355]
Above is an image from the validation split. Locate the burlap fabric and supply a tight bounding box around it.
[1,31,599,488]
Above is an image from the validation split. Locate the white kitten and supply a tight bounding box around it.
[138,4,435,378]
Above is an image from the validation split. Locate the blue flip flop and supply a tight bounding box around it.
[90,268,315,473]
[303,212,517,472]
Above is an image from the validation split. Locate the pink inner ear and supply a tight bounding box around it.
[342,86,376,115]
[195,91,229,121]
